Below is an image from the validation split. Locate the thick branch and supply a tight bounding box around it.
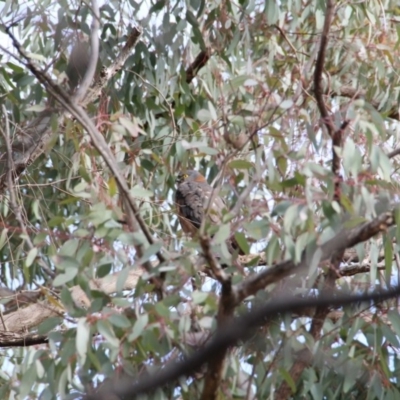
[331,85,400,121]
[313,0,335,137]
[0,331,49,347]
[234,210,394,305]
[200,276,234,400]
[185,49,211,84]
[0,267,144,333]
[277,3,345,397]
[91,285,400,400]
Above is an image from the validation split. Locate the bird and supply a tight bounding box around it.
[175,170,243,255]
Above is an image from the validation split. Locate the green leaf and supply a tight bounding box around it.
[19,365,37,399]
[271,201,292,217]
[25,247,38,268]
[108,314,131,329]
[53,255,80,271]
[38,317,63,335]
[384,234,393,283]
[197,109,212,121]
[139,242,163,263]
[129,313,149,342]
[266,0,280,25]
[76,318,91,365]
[97,320,120,348]
[234,232,249,254]
[130,186,154,199]
[342,139,361,177]
[213,224,230,245]
[198,146,219,155]
[243,220,269,240]
[388,311,400,339]
[228,160,253,170]
[53,267,78,287]
[108,176,118,197]
[119,116,142,137]
[278,367,296,393]
[279,99,293,109]
[25,104,47,112]
[192,291,208,304]
[59,239,79,257]
[229,75,253,89]
[283,204,299,233]
[0,229,8,251]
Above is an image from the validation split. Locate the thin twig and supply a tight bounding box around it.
[330,85,400,121]
[0,309,7,331]
[0,106,55,280]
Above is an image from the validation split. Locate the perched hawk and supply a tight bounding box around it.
[175,170,243,254]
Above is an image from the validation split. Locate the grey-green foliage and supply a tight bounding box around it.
[0,0,400,398]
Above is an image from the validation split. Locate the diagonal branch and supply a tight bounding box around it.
[0,26,142,193]
[6,26,167,273]
[90,285,400,399]
[185,49,211,84]
[234,210,394,305]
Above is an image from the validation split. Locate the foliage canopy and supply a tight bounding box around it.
[1,0,400,399]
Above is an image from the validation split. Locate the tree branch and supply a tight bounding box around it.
[73,0,99,102]
[6,24,168,276]
[0,267,144,333]
[330,85,400,121]
[89,285,400,399]
[185,49,211,84]
[0,106,55,280]
[234,210,394,305]
[313,0,335,137]
[199,236,230,284]
[200,279,234,400]
[0,26,142,193]
[0,331,49,347]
